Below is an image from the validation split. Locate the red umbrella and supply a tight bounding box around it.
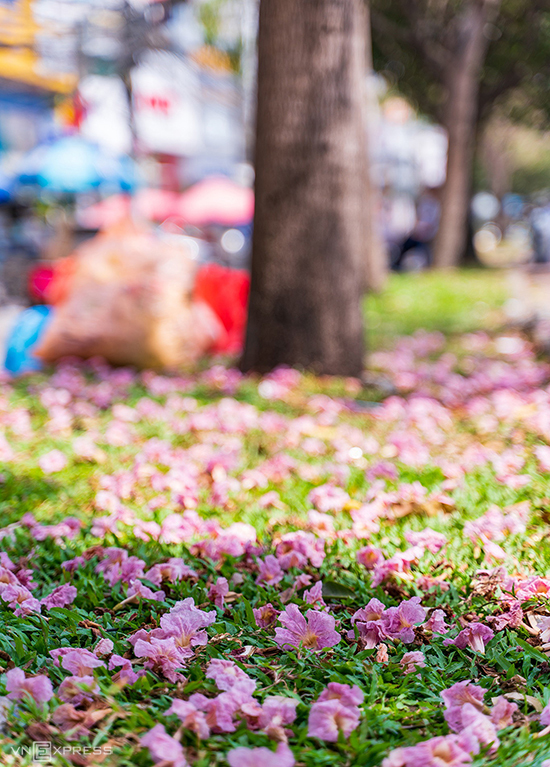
[177,177,254,227]
[78,194,131,229]
[78,189,180,229]
[135,188,180,221]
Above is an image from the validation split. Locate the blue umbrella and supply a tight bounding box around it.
[0,170,12,203]
[17,136,135,194]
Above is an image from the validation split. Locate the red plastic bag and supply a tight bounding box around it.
[28,265,55,302]
[193,264,250,354]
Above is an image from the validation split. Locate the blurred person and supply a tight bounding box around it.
[379,189,415,267]
[391,187,441,271]
[529,197,550,264]
[0,211,9,264]
[9,206,39,260]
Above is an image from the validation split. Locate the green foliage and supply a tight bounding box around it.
[370,0,550,128]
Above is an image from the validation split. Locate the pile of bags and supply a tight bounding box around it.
[9,220,250,373]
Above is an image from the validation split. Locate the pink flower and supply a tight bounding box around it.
[144,559,197,586]
[0,553,15,570]
[356,546,384,569]
[349,598,387,648]
[308,483,349,513]
[367,461,398,482]
[541,701,550,727]
[140,724,188,767]
[189,680,254,733]
[318,682,364,707]
[257,695,299,739]
[95,549,146,586]
[6,668,53,705]
[383,597,427,643]
[58,675,99,706]
[490,696,517,729]
[259,490,285,509]
[0,434,13,462]
[205,659,255,692]
[127,580,165,601]
[444,623,494,654]
[376,643,390,663]
[227,742,294,767]
[424,609,449,634]
[256,555,284,586]
[308,698,360,741]
[405,528,447,553]
[307,510,335,538]
[253,603,280,628]
[441,681,486,732]
[38,449,68,474]
[108,654,142,686]
[158,598,216,650]
[209,576,229,608]
[371,549,419,587]
[60,648,105,677]
[14,568,35,589]
[133,637,188,683]
[276,531,325,568]
[0,584,41,616]
[352,598,386,623]
[62,556,85,572]
[491,600,523,631]
[31,516,82,542]
[274,604,340,651]
[166,699,210,739]
[382,735,473,767]
[303,581,326,609]
[351,597,426,647]
[351,504,381,538]
[52,702,110,739]
[133,519,162,542]
[458,704,499,753]
[400,651,426,674]
[515,576,550,601]
[536,445,550,472]
[307,682,363,741]
[41,584,77,610]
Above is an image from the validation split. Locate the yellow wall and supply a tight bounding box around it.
[0,0,77,93]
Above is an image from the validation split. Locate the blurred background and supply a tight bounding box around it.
[0,0,549,374]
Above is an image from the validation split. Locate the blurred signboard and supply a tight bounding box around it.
[132,50,245,160]
[79,75,132,156]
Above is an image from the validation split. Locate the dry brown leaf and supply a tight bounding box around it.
[504,692,543,712]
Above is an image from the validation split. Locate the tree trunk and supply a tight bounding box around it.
[433,0,501,269]
[240,0,368,377]
[363,2,388,292]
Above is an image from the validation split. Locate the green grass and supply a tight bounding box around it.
[366,269,508,350]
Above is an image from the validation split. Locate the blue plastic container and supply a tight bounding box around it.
[4,305,52,375]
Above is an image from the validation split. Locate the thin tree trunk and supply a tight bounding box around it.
[363,1,387,292]
[240,0,368,377]
[433,0,501,269]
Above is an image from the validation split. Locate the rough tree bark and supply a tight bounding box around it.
[433,0,502,269]
[363,1,388,292]
[240,0,368,377]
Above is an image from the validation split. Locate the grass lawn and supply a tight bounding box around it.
[366,269,508,350]
[1,268,550,767]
